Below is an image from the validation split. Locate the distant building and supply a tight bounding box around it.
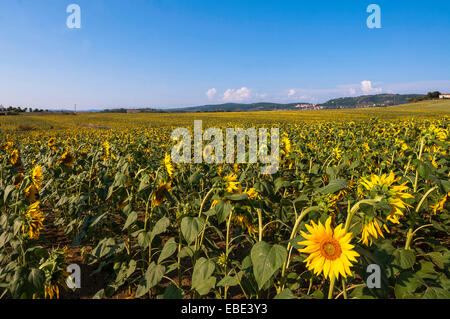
[439,93,450,99]
[126,109,141,114]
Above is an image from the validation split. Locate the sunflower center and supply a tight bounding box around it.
[320,239,342,260]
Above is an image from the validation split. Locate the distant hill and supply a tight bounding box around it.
[100,93,426,113]
[319,94,424,109]
[169,102,315,112]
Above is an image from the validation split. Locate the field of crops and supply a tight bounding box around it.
[0,100,449,299]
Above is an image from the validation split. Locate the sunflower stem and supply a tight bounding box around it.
[280,206,319,290]
[328,276,336,299]
[415,186,438,213]
[413,137,424,193]
[341,279,348,299]
[257,208,263,242]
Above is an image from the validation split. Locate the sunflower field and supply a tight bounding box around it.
[0,101,449,299]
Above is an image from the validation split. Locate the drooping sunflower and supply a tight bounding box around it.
[10,149,20,166]
[2,141,14,151]
[224,173,240,193]
[298,217,359,280]
[25,184,39,202]
[22,201,45,240]
[359,217,389,246]
[359,171,414,224]
[243,187,260,199]
[431,192,449,215]
[152,181,172,207]
[164,153,174,177]
[47,137,56,148]
[32,165,43,190]
[59,151,75,167]
[41,248,70,299]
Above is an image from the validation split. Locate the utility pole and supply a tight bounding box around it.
[74,104,77,113]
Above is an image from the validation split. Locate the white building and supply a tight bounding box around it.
[439,93,450,99]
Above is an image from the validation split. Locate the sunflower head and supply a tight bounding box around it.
[59,151,75,167]
[10,149,20,166]
[359,217,387,246]
[224,173,240,193]
[40,248,70,299]
[298,217,359,280]
[359,171,413,224]
[22,201,45,240]
[32,165,43,190]
[152,181,172,207]
[164,153,174,177]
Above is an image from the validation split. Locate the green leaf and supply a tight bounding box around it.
[316,179,348,194]
[274,288,296,299]
[28,268,45,291]
[224,193,249,201]
[393,248,416,269]
[214,201,232,224]
[192,257,216,296]
[217,273,242,287]
[89,212,108,228]
[163,283,183,299]
[138,231,152,249]
[181,217,204,245]
[394,271,420,299]
[150,217,170,242]
[189,171,203,185]
[426,252,444,269]
[123,211,138,230]
[250,241,287,290]
[158,238,177,264]
[0,232,12,249]
[3,185,15,203]
[135,262,165,298]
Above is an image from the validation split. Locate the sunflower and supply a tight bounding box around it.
[152,181,171,207]
[10,149,20,166]
[224,173,240,193]
[41,248,70,299]
[243,187,260,199]
[281,134,291,157]
[59,151,75,167]
[431,192,449,215]
[47,137,56,148]
[22,201,45,240]
[25,184,39,202]
[164,153,174,177]
[3,141,14,151]
[359,171,413,224]
[298,217,359,280]
[102,141,116,161]
[359,217,388,246]
[32,165,43,190]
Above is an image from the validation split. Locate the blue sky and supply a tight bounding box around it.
[0,0,449,110]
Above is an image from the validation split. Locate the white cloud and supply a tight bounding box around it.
[206,88,217,100]
[222,87,251,102]
[361,80,382,94]
[287,89,296,97]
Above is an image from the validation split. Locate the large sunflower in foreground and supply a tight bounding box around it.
[298,217,359,280]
